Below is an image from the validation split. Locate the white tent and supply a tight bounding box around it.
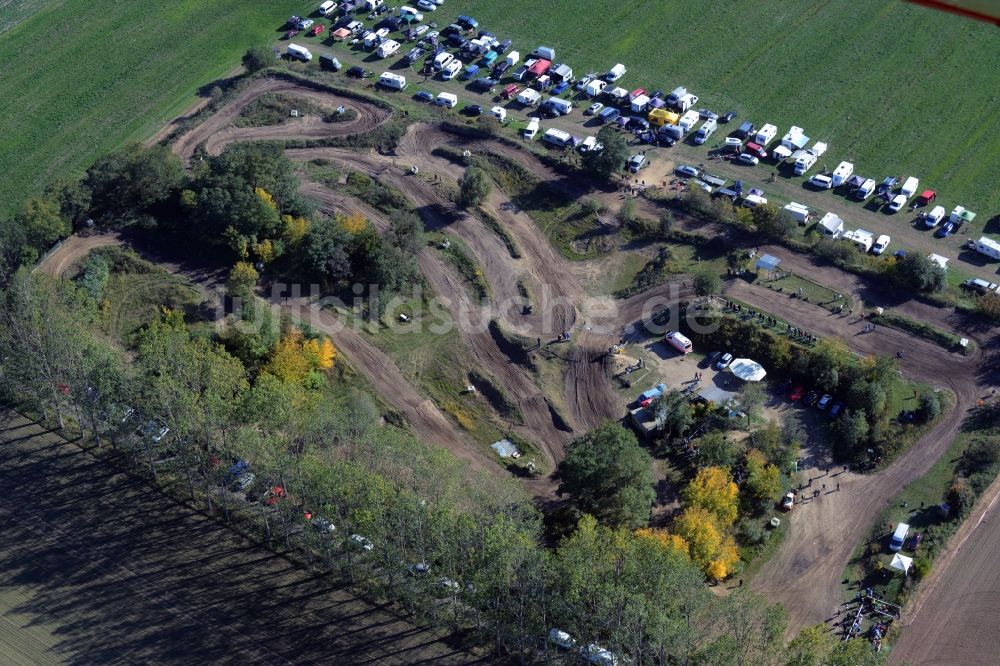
[729,358,766,382]
[889,553,912,575]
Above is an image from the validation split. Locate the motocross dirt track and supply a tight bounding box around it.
[40,76,1000,650]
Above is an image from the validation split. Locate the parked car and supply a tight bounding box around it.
[675,164,701,178]
[628,154,646,173]
[416,0,436,10]
[414,90,434,102]
[737,153,759,166]
[809,173,833,189]
[349,534,374,551]
[463,104,483,116]
[935,221,955,238]
[347,65,368,78]
[829,402,844,418]
[908,532,922,550]
[714,352,734,370]
[408,562,431,577]
[817,394,833,410]
[549,629,575,651]
[721,111,737,123]
[310,516,337,535]
[552,81,569,95]
[781,492,795,511]
[888,194,907,212]
[788,385,805,401]
[586,102,604,115]
[697,108,718,120]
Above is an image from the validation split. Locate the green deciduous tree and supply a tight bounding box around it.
[15,197,70,250]
[242,45,275,73]
[654,389,694,438]
[744,449,783,510]
[693,269,722,296]
[557,422,655,528]
[457,166,492,208]
[582,125,629,182]
[85,143,184,222]
[890,252,946,293]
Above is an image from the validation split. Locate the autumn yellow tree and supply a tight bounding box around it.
[683,466,739,528]
[635,528,689,558]
[303,337,336,369]
[282,214,309,245]
[745,449,783,508]
[255,187,277,210]
[263,328,337,383]
[673,507,740,580]
[226,261,259,299]
[253,239,275,264]
[339,211,367,234]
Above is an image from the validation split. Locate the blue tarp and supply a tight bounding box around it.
[756,254,781,272]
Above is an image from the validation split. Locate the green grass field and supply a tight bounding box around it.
[0,0,315,215]
[442,0,1000,215]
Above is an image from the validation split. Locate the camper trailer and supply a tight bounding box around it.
[378,72,407,90]
[754,124,778,146]
[830,161,854,188]
[286,43,313,61]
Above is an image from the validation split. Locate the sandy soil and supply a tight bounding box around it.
[0,408,482,665]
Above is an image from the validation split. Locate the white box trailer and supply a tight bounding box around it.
[435,91,458,107]
[630,94,650,113]
[517,88,541,106]
[974,236,1000,260]
[831,161,854,187]
[504,51,520,68]
[676,93,699,112]
[678,110,700,132]
[754,123,777,146]
[542,127,571,147]
[843,228,874,252]
[378,72,407,89]
[286,43,313,61]
[377,39,400,58]
[783,202,811,224]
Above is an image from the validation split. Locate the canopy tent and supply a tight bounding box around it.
[755,254,781,273]
[889,553,913,575]
[729,358,767,382]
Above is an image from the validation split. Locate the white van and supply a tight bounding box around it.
[440,59,462,80]
[319,1,338,16]
[523,117,540,139]
[665,331,693,354]
[286,43,313,62]
[433,51,454,70]
[378,72,407,90]
[694,117,716,145]
[889,523,909,552]
[490,106,507,122]
[900,176,919,198]
[435,91,458,108]
[606,63,626,82]
[782,202,811,224]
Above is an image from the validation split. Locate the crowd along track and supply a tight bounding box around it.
[40,75,1000,644]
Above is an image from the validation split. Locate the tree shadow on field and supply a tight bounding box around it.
[0,411,485,665]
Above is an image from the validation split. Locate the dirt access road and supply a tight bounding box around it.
[0,407,483,665]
